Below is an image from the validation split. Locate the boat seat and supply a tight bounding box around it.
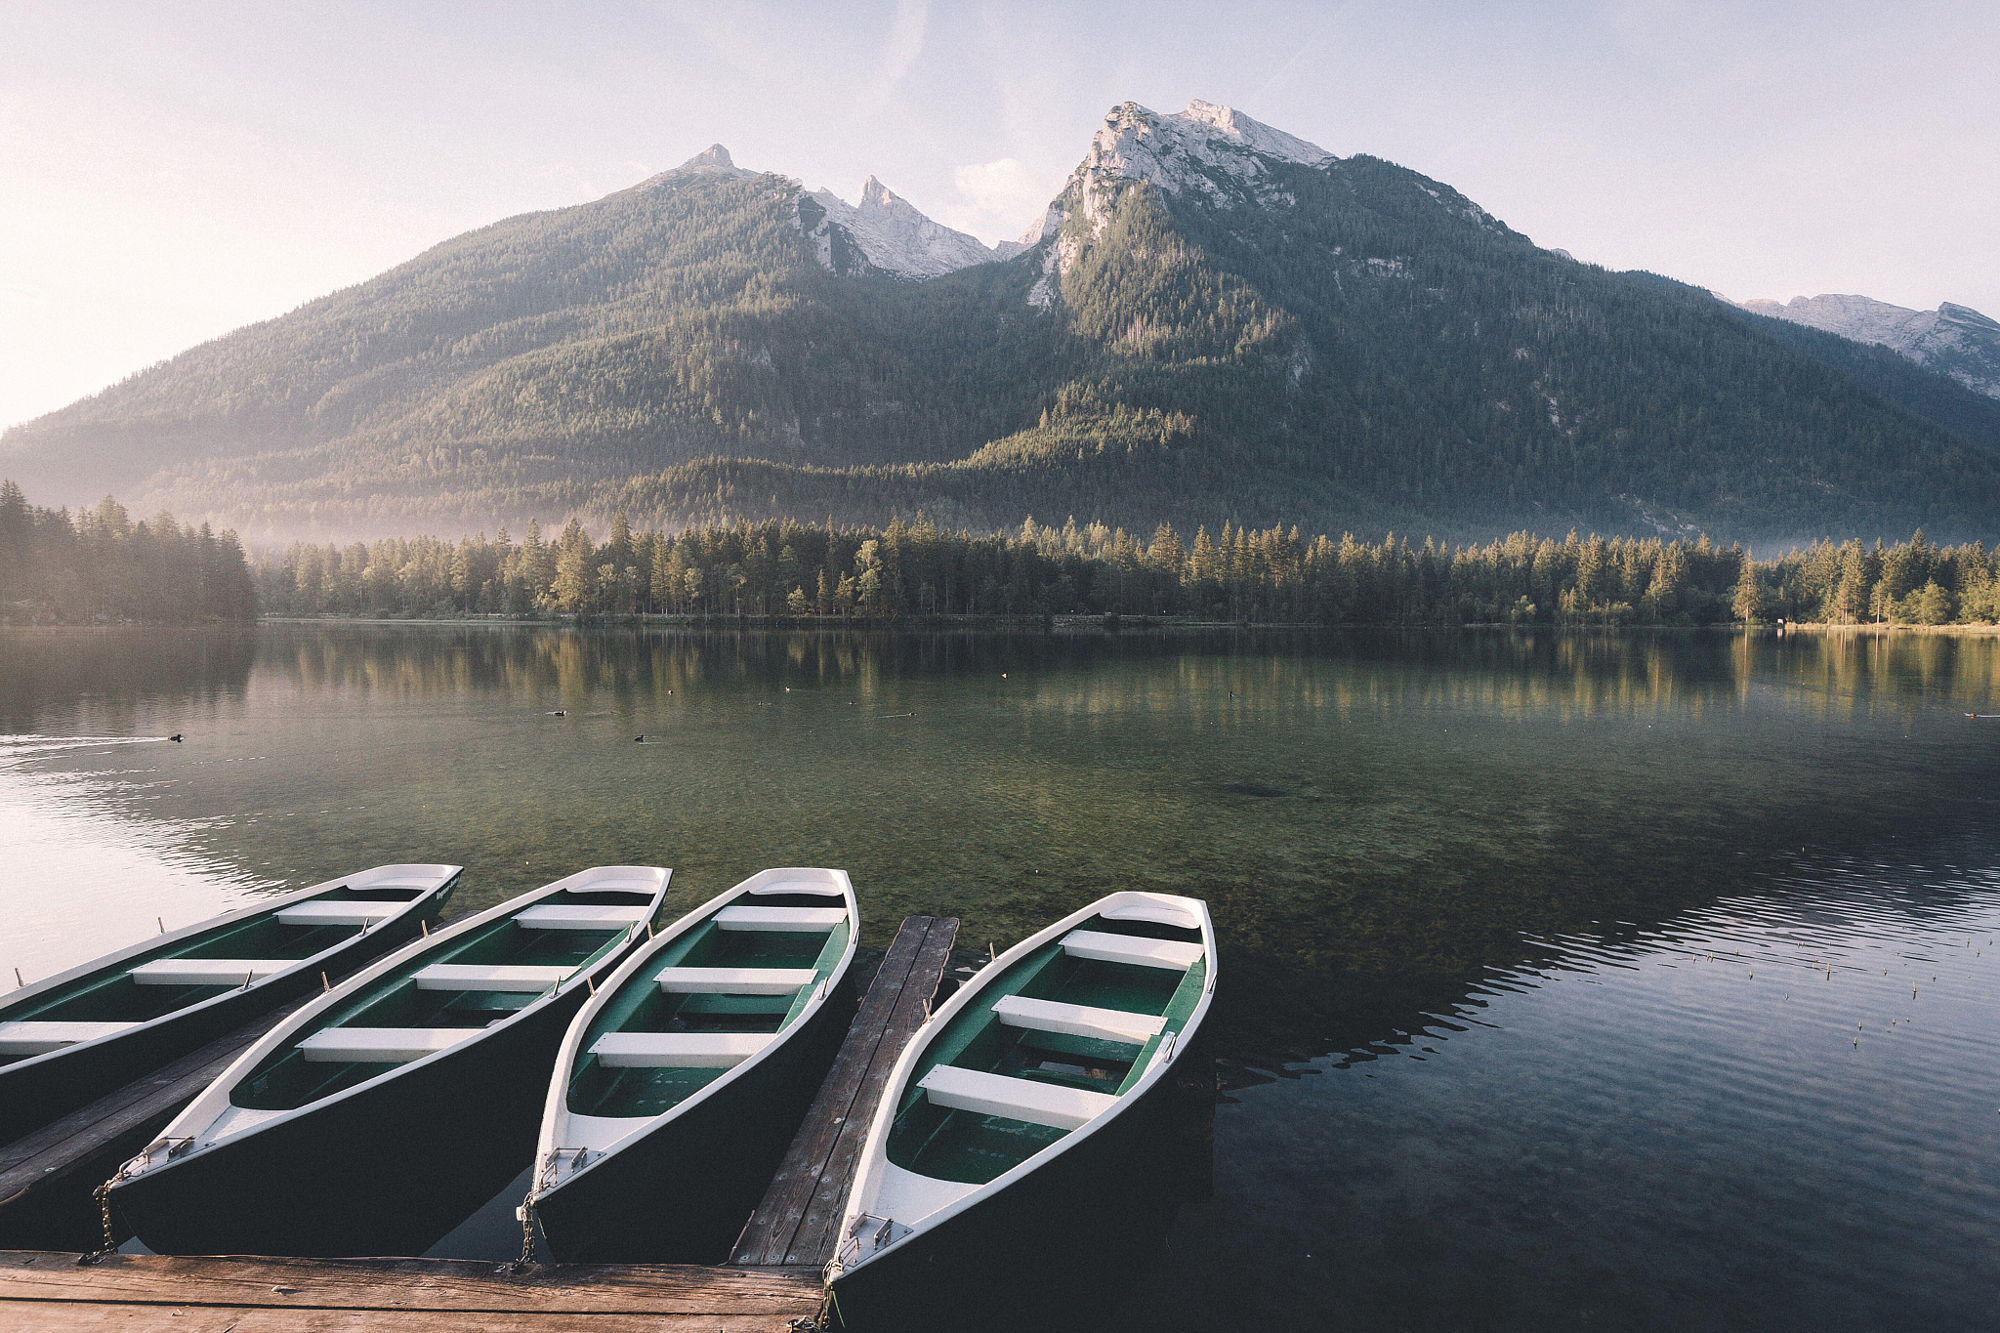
[298,1027,479,1063]
[655,966,817,995]
[129,959,292,986]
[992,995,1165,1046]
[0,1019,141,1055]
[1061,930,1203,971]
[918,1065,1118,1131]
[275,900,398,927]
[1100,899,1202,930]
[413,963,570,991]
[714,906,846,932]
[589,1031,772,1068]
[747,880,845,898]
[515,904,651,930]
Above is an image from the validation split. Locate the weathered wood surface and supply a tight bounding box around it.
[731,914,960,1268]
[0,1250,821,1329]
[0,999,314,1249]
[0,910,485,1251]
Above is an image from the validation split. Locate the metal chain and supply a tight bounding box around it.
[81,1168,129,1264]
[516,1193,538,1268]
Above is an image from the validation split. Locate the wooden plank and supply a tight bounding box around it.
[728,916,933,1266]
[782,915,958,1266]
[727,917,930,1266]
[0,910,479,1248]
[0,999,313,1249]
[6,1305,800,1331]
[729,915,959,1268]
[0,1250,820,1318]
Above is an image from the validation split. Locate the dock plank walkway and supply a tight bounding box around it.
[0,913,963,1326]
[732,914,960,1268]
[0,911,480,1250]
[0,1250,821,1330]
[0,999,313,1250]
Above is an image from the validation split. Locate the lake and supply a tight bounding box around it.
[4,623,2000,1329]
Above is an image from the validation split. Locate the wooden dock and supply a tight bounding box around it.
[731,914,960,1267]
[0,915,962,1330]
[0,1250,821,1330]
[0,998,313,1251]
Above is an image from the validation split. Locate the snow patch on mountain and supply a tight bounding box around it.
[1028,99,1338,247]
[803,176,997,281]
[1010,99,1347,309]
[1740,294,2000,399]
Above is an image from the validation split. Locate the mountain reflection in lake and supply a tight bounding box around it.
[4,624,2000,1328]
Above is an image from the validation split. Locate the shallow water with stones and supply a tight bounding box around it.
[5,623,2000,1329]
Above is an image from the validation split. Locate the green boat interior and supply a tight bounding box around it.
[231,890,648,1112]
[885,912,1207,1187]
[0,884,432,1068]
[564,891,851,1120]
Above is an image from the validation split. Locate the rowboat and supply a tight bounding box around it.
[527,868,859,1262]
[0,864,460,1146]
[825,891,1216,1328]
[107,866,669,1256]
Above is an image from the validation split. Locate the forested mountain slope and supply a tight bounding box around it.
[8,101,1999,545]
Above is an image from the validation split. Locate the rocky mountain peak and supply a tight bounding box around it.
[801,176,996,281]
[680,143,737,173]
[1739,294,2000,399]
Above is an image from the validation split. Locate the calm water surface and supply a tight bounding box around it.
[4,624,2000,1329]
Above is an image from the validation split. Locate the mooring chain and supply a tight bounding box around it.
[516,1193,539,1269]
[81,1164,133,1265]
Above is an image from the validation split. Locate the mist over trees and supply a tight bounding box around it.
[0,481,256,624]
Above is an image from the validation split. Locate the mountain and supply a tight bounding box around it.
[1723,302,2000,456]
[1738,294,2000,399]
[8,100,2000,545]
[804,175,998,279]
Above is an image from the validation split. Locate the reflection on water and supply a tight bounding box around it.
[1137,845,2000,1331]
[4,624,2000,1326]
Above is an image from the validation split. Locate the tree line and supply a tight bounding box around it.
[0,481,257,624]
[253,509,2000,628]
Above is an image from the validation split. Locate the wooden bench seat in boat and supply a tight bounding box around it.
[1060,930,1204,971]
[654,965,818,994]
[273,900,400,927]
[412,963,571,991]
[713,906,847,932]
[297,1027,479,1063]
[0,1019,141,1054]
[918,1065,1119,1132]
[588,1031,772,1068]
[514,904,652,930]
[128,959,293,986]
[991,994,1166,1046]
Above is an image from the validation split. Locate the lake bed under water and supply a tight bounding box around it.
[4,624,2000,1329]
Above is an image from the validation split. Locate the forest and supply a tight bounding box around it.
[12,153,2000,545]
[0,481,257,624]
[253,509,2000,629]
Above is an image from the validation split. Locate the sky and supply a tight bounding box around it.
[2,0,1996,432]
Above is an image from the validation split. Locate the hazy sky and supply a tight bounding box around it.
[4,0,1996,432]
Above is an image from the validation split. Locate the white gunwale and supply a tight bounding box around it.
[0,864,462,1077]
[828,889,1215,1284]
[117,865,669,1180]
[531,867,860,1198]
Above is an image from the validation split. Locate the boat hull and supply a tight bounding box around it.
[0,909,441,1149]
[533,975,852,1263]
[110,982,592,1257]
[828,1047,1212,1333]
